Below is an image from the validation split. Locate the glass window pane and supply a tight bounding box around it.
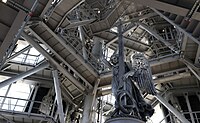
[14,106,24,112]
[29,48,40,56]
[15,40,29,52]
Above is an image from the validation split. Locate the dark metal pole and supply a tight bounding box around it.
[52,70,65,123]
[0,62,49,88]
[118,19,125,80]
[118,19,126,104]
[155,94,190,123]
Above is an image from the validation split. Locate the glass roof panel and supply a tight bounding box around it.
[14,40,29,52]
[10,40,45,66]
[0,82,34,112]
[29,48,40,56]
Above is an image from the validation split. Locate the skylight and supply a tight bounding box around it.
[0,76,34,112]
[2,0,7,3]
[10,40,45,65]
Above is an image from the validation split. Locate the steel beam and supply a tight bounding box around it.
[78,25,88,61]
[0,84,12,108]
[52,70,65,123]
[61,86,77,106]
[89,78,100,122]
[181,35,188,52]
[155,72,191,84]
[6,45,32,62]
[0,10,27,67]
[149,54,180,67]
[106,24,136,46]
[137,22,178,53]
[0,110,55,123]
[0,113,15,123]
[184,93,195,123]
[41,22,98,77]
[186,64,200,81]
[65,19,96,29]
[0,0,38,69]
[123,36,150,48]
[155,94,190,123]
[195,45,200,64]
[152,8,200,45]
[22,32,86,92]
[0,62,49,88]
[81,94,94,123]
[29,28,93,89]
[0,71,53,87]
[121,12,157,25]
[132,0,189,18]
[28,85,39,114]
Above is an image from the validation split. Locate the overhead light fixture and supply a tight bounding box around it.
[152,76,157,80]
[2,0,7,3]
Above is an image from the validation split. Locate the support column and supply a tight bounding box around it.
[0,62,49,88]
[22,32,86,92]
[89,78,100,122]
[81,94,93,123]
[51,97,56,117]
[184,93,195,123]
[78,25,88,61]
[64,103,69,122]
[0,84,12,108]
[28,85,39,114]
[155,94,190,123]
[186,64,200,81]
[77,10,88,61]
[52,70,65,123]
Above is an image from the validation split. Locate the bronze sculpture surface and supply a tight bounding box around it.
[110,53,156,121]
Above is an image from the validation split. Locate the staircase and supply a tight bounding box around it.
[157,10,200,64]
[30,22,98,87]
[89,0,131,34]
[45,0,84,30]
[0,0,50,67]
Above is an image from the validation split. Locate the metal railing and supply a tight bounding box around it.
[60,33,110,73]
[158,111,200,123]
[0,95,57,122]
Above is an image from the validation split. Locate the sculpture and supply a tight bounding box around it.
[110,52,156,122]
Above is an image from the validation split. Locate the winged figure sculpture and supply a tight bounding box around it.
[110,52,156,121]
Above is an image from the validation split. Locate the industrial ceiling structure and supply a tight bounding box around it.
[0,0,200,123]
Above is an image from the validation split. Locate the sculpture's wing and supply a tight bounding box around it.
[131,54,156,95]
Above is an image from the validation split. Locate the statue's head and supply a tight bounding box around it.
[131,52,147,68]
[110,53,119,65]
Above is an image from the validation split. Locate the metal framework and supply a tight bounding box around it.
[0,0,199,122]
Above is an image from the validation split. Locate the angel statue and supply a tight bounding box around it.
[110,52,156,121]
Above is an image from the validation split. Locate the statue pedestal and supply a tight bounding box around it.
[105,117,145,123]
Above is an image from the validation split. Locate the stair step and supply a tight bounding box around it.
[174,15,184,24]
[40,30,53,41]
[47,0,83,30]
[180,19,190,28]
[192,22,200,37]
[163,11,170,16]
[168,13,177,20]
[46,37,59,46]
[186,20,199,33]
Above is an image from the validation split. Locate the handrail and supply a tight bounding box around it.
[0,95,57,122]
[157,111,200,123]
